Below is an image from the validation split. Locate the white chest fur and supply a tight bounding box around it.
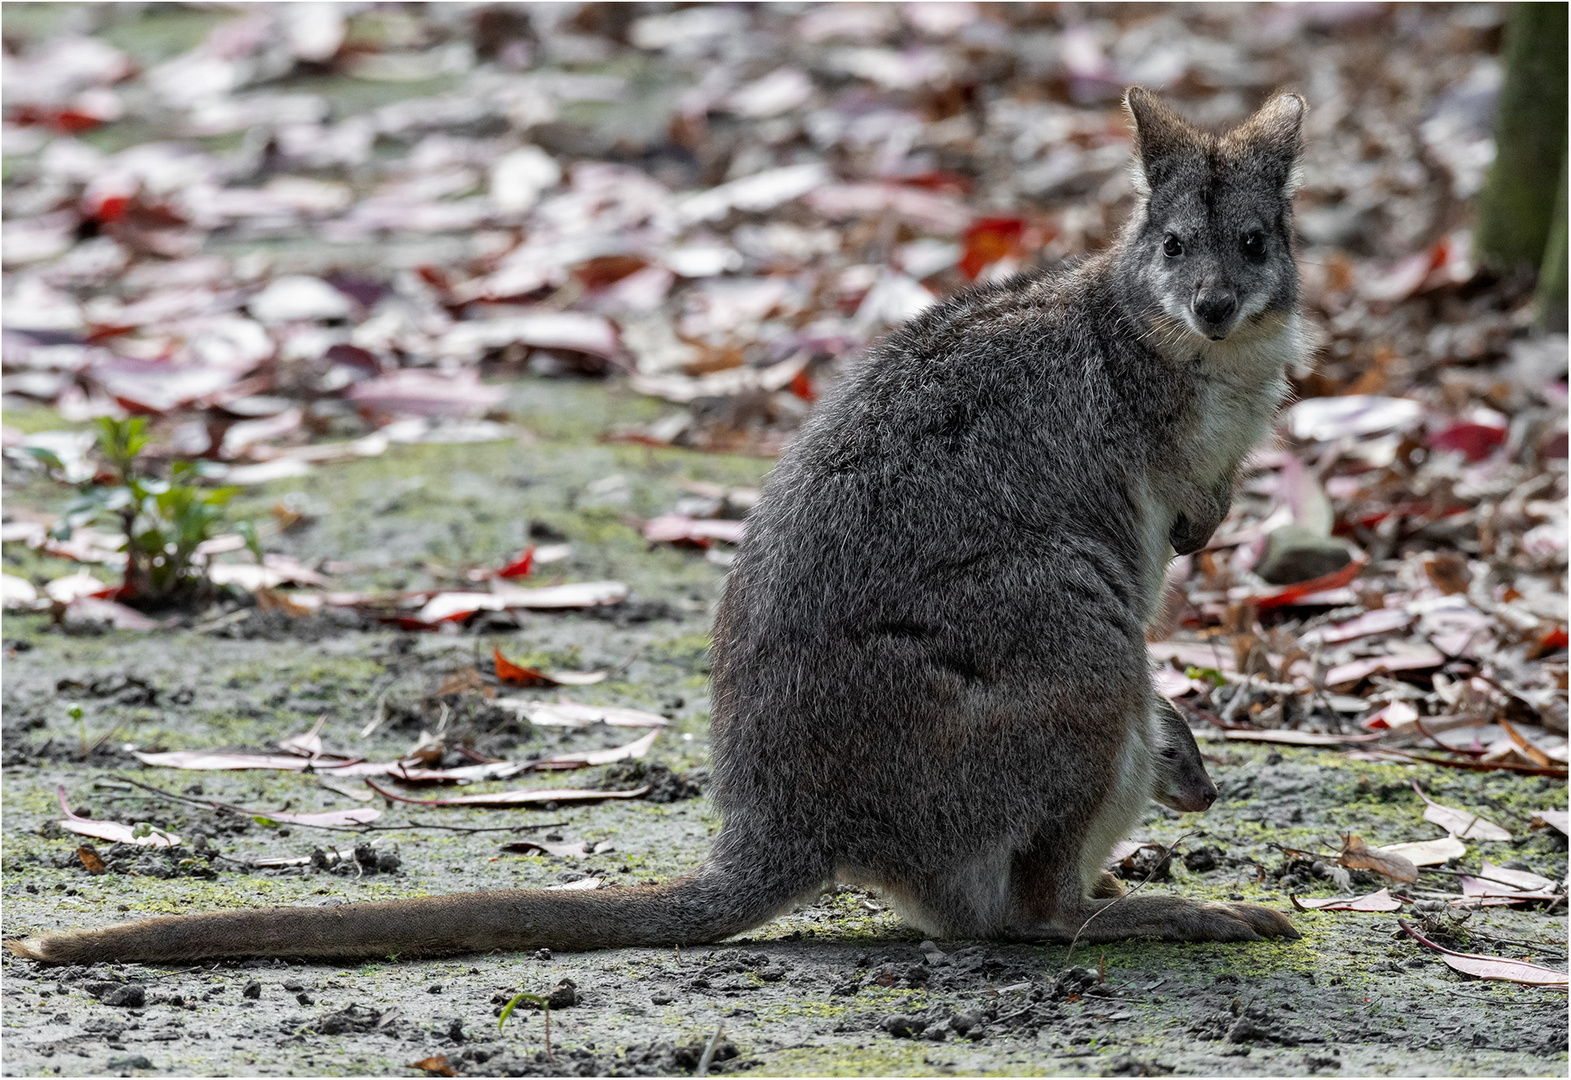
[1135,312,1307,608]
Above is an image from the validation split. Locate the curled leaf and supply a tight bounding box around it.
[1337,835,1417,883]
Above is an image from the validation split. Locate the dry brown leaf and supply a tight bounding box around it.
[1338,835,1418,883]
[1423,551,1471,595]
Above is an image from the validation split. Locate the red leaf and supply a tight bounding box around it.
[91,194,132,224]
[1250,551,1368,609]
[496,547,535,579]
[1428,421,1507,463]
[960,217,1026,279]
[789,369,816,402]
[494,647,554,687]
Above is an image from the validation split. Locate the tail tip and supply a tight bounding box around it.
[3,936,50,961]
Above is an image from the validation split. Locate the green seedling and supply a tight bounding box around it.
[50,417,250,609]
[498,991,551,1055]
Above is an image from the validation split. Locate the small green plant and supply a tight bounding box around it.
[50,417,242,609]
[498,991,551,1054]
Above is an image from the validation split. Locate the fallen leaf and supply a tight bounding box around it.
[493,647,607,688]
[411,581,628,623]
[642,515,747,547]
[253,807,381,827]
[1412,782,1513,840]
[1300,608,1415,647]
[1423,552,1471,595]
[276,716,327,758]
[1,574,42,609]
[57,786,179,848]
[532,729,660,770]
[1248,552,1369,610]
[1337,835,1418,883]
[494,647,553,687]
[1381,835,1467,867]
[1499,719,1554,768]
[44,571,117,604]
[76,846,107,874]
[1428,418,1507,462]
[364,780,649,807]
[1222,729,1379,746]
[495,548,535,578]
[1291,888,1403,912]
[1453,875,1564,906]
[1475,861,1558,892]
[545,878,603,891]
[409,1055,456,1077]
[501,840,591,858]
[1284,395,1423,442]
[133,750,355,772]
[1531,810,1569,835]
[511,699,670,728]
[1361,701,1420,732]
[1400,920,1568,988]
[1323,647,1446,690]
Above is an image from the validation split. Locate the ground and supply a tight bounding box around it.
[1,378,1566,1079]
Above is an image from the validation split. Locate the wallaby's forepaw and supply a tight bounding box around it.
[1169,476,1233,555]
[1091,870,1127,899]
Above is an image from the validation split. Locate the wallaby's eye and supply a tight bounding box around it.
[1162,234,1183,258]
[1241,231,1266,259]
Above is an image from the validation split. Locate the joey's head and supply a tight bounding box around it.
[1117,87,1306,350]
[1152,704,1217,814]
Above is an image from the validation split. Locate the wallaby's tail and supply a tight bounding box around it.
[3,860,819,964]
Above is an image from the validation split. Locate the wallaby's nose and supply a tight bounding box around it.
[1192,289,1237,333]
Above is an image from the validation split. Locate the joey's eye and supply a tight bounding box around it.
[1241,231,1266,259]
[1162,234,1183,258]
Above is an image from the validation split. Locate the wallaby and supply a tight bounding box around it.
[1093,701,1217,899]
[6,87,1304,965]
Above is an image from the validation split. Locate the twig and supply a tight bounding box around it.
[696,1023,726,1077]
[1065,832,1191,967]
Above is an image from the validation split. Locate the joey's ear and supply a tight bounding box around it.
[1225,91,1307,192]
[1123,86,1201,194]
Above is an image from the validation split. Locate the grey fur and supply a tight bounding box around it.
[5,89,1306,965]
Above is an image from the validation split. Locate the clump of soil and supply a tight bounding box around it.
[598,760,704,802]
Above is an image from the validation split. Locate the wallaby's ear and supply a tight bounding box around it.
[1225,91,1307,192]
[1123,86,1201,194]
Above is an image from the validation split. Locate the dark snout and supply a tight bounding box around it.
[1192,288,1238,339]
[1156,780,1218,814]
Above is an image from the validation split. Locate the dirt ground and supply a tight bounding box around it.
[1,378,1567,1079]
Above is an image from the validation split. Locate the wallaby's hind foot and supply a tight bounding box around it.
[1021,894,1298,945]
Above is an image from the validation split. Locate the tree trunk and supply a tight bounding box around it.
[1536,145,1568,331]
[1474,2,1568,273]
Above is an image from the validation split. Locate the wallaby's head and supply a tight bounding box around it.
[1152,704,1218,814]
[1117,87,1306,349]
